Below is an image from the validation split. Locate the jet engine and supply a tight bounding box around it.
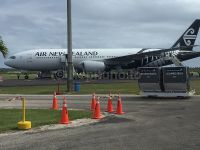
[80,61,105,72]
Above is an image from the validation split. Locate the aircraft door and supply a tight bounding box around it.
[60,54,68,72]
[60,54,67,63]
[18,55,24,68]
[27,54,33,63]
[26,53,33,68]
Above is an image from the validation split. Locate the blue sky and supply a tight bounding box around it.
[1,0,200,67]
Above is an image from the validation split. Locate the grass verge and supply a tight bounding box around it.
[0,81,140,94]
[0,73,37,80]
[0,79,200,95]
[0,109,92,133]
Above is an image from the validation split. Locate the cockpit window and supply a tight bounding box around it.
[9,56,16,59]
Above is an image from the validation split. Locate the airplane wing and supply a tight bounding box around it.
[104,46,197,66]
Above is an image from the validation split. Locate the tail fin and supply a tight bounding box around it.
[171,19,200,50]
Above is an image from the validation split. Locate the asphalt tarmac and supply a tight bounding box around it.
[0,95,200,150]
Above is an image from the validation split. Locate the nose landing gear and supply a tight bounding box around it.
[24,74,29,79]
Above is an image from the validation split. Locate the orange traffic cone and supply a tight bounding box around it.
[90,93,97,111]
[60,97,70,124]
[116,96,124,115]
[52,91,59,110]
[106,93,114,113]
[92,98,102,119]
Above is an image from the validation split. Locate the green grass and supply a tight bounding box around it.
[0,72,37,80]
[80,81,139,94]
[0,109,92,133]
[0,79,200,95]
[0,81,140,94]
[0,85,59,94]
[190,79,200,95]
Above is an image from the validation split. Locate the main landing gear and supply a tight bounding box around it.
[17,73,29,80]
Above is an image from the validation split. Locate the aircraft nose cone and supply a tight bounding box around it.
[4,59,11,67]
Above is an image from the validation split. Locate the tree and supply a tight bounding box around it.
[0,36,8,58]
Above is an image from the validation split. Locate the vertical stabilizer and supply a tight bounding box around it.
[171,19,200,50]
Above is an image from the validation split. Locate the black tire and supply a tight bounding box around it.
[56,71,64,78]
[24,75,29,79]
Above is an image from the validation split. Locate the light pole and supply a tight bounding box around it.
[67,0,73,92]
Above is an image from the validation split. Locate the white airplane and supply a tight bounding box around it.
[4,19,200,79]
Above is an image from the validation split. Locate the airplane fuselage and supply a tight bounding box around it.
[5,48,140,71]
[4,19,200,74]
[5,48,200,73]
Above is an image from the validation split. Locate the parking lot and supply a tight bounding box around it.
[0,95,200,150]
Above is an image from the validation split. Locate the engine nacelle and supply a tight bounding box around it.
[80,61,105,72]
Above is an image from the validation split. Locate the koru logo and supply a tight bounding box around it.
[183,28,196,46]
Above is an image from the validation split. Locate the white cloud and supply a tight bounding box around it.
[0,0,200,67]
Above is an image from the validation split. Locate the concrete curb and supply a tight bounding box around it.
[0,118,100,137]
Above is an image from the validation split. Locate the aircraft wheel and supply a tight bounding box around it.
[56,71,64,78]
[24,75,29,80]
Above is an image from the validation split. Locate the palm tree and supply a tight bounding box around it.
[0,36,8,58]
